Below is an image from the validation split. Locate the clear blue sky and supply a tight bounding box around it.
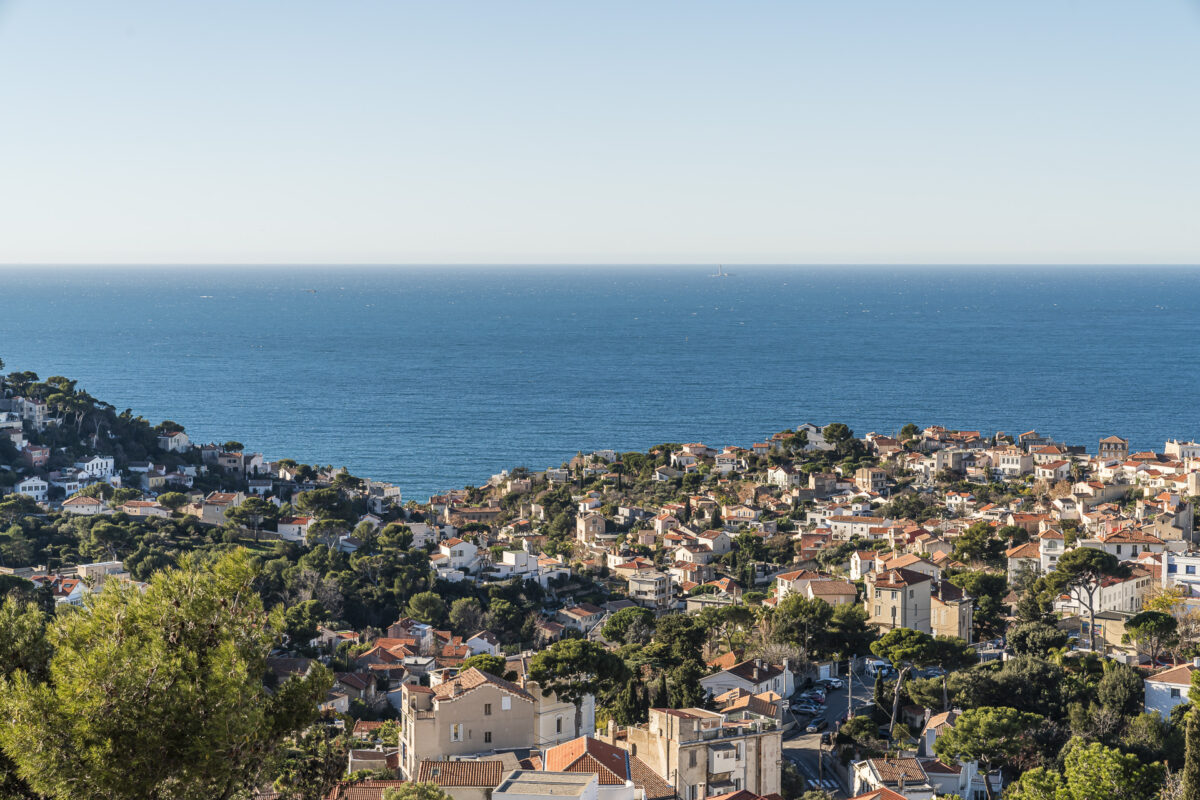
[0,1,1197,265]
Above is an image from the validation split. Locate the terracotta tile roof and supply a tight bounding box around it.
[806,580,856,596]
[432,667,535,703]
[848,790,908,800]
[1148,663,1197,686]
[629,754,675,800]
[325,780,408,800]
[866,757,926,785]
[871,568,932,589]
[1005,542,1040,559]
[545,736,630,784]
[417,760,505,787]
[352,720,385,737]
[707,651,742,671]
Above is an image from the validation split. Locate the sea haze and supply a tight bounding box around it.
[1,265,1198,500]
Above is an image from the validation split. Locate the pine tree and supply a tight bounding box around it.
[1183,707,1200,799]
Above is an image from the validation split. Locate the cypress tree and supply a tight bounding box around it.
[1184,707,1200,800]
[656,673,669,708]
[638,683,651,722]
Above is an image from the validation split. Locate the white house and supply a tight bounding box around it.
[157,430,191,453]
[1145,660,1200,717]
[466,631,502,656]
[62,494,106,515]
[276,516,314,542]
[14,477,48,502]
[74,455,116,479]
[698,659,795,699]
[439,538,480,572]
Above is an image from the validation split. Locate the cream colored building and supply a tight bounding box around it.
[601,707,781,800]
[866,567,933,634]
[400,668,537,778]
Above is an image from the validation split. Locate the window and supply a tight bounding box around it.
[690,751,697,768]
[484,731,492,743]
[1188,566,1196,576]
[1172,688,1182,699]
[875,605,881,616]
[502,697,511,711]
[450,723,464,742]
[556,716,563,734]
[484,703,492,715]
[1169,564,1179,574]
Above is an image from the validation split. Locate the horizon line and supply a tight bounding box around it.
[3,262,1200,269]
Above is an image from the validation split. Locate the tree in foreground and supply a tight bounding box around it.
[1059,737,1165,800]
[0,550,332,800]
[528,638,628,736]
[383,781,454,800]
[1184,704,1200,800]
[933,706,1043,800]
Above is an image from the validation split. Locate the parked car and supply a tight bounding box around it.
[820,677,845,689]
[800,691,826,704]
[791,703,822,716]
[820,731,834,745]
[806,718,829,733]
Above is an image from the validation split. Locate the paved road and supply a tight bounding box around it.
[782,668,875,798]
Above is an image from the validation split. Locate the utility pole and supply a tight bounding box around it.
[847,654,854,723]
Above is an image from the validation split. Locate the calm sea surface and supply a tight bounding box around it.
[1,266,1198,499]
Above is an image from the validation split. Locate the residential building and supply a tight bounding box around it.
[699,659,795,699]
[628,571,674,611]
[399,668,537,779]
[1099,436,1130,462]
[604,707,782,800]
[866,568,933,634]
[1145,659,1200,718]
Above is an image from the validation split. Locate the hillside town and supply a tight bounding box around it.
[4,369,1200,799]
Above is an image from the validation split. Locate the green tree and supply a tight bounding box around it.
[157,492,189,512]
[448,597,483,634]
[1047,548,1128,652]
[226,496,280,542]
[283,599,329,646]
[928,635,977,711]
[602,606,654,644]
[529,639,629,736]
[772,595,833,662]
[1005,767,1065,800]
[1096,661,1143,717]
[271,727,346,800]
[1122,610,1178,666]
[1060,737,1164,800]
[459,654,506,676]
[0,597,52,798]
[933,706,1043,800]
[1185,696,1200,799]
[406,591,447,626]
[870,627,937,736]
[382,782,454,800]
[899,423,920,441]
[1008,620,1069,657]
[951,523,1005,567]
[0,550,332,800]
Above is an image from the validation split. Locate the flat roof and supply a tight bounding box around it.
[494,770,598,798]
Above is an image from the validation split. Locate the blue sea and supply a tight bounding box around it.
[1,266,1198,500]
